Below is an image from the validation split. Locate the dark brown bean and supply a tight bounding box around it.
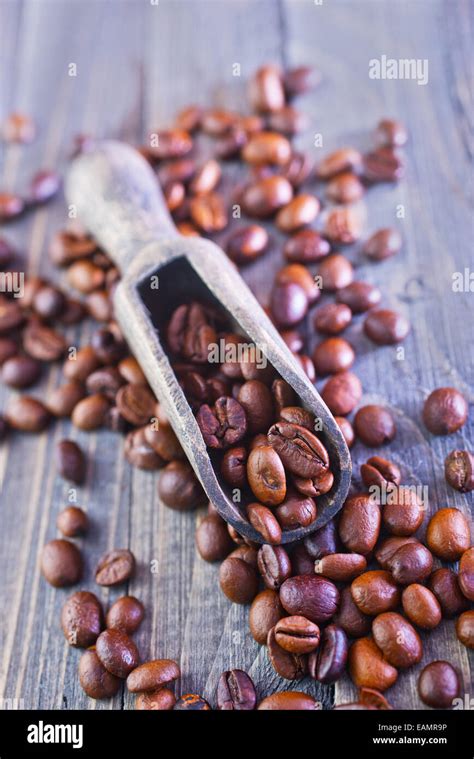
[313,303,352,335]
[249,589,284,644]
[135,689,177,710]
[309,624,348,683]
[326,172,364,203]
[57,506,89,537]
[280,575,339,624]
[456,611,474,649]
[106,596,145,634]
[315,553,367,582]
[316,148,363,180]
[351,571,400,615]
[324,207,362,244]
[242,176,293,217]
[418,661,460,709]
[249,65,285,113]
[304,519,339,559]
[445,450,474,492]
[257,691,317,710]
[364,308,410,345]
[195,514,234,562]
[41,539,83,587]
[363,228,402,261]
[422,388,468,435]
[267,626,307,680]
[247,445,286,506]
[426,507,470,561]
[124,427,164,470]
[158,460,205,510]
[312,337,355,375]
[143,422,184,461]
[335,416,355,447]
[275,615,320,654]
[348,637,398,692]
[219,556,259,604]
[283,229,330,263]
[190,192,228,232]
[401,584,442,630]
[270,281,308,327]
[1,355,41,388]
[217,669,257,710]
[387,542,433,584]
[275,493,317,530]
[374,536,420,569]
[459,548,474,601]
[257,544,292,589]
[226,225,268,265]
[78,650,121,699]
[127,659,180,692]
[61,591,104,648]
[23,323,67,362]
[95,549,135,586]
[96,629,139,679]
[47,381,85,417]
[360,456,401,491]
[197,396,247,449]
[56,439,86,484]
[0,337,18,366]
[363,147,404,183]
[63,346,100,382]
[428,568,470,618]
[268,422,329,479]
[221,446,248,488]
[318,254,354,291]
[338,494,381,555]
[336,281,382,313]
[382,487,425,536]
[72,394,110,430]
[333,586,371,638]
[248,503,282,544]
[275,194,320,233]
[354,405,396,446]
[372,612,422,668]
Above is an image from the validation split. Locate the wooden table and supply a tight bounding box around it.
[0,0,472,710]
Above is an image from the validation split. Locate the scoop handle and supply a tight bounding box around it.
[66,140,178,274]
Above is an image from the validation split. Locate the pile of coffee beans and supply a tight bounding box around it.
[1,62,472,709]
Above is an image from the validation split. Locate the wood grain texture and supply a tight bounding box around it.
[0,0,472,711]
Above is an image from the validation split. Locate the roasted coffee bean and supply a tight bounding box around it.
[272,378,296,415]
[363,227,402,261]
[242,131,291,165]
[196,514,234,562]
[275,615,320,654]
[41,539,83,587]
[275,493,317,530]
[219,556,259,604]
[124,427,164,470]
[200,108,236,136]
[32,285,66,319]
[118,356,147,385]
[167,302,217,363]
[48,381,85,417]
[197,396,247,449]
[221,446,248,488]
[257,544,291,589]
[360,456,401,491]
[318,254,354,291]
[348,637,398,692]
[333,586,372,638]
[135,689,177,710]
[275,194,320,233]
[190,192,228,232]
[247,445,286,506]
[95,549,135,586]
[326,171,364,204]
[336,281,382,314]
[316,148,363,180]
[364,308,410,345]
[258,691,317,710]
[237,380,274,434]
[372,612,422,668]
[268,422,329,479]
[339,494,381,555]
[428,568,469,618]
[249,589,284,644]
[86,290,112,321]
[280,406,315,431]
[61,591,103,648]
[189,159,221,195]
[63,346,100,382]
[445,450,474,492]
[335,416,355,448]
[215,126,247,159]
[270,281,308,327]
[0,192,24,220]
[422,388,468,435]
[57,506,89,537]
[267,626,307,679]
[106,596,145,634]
[1,355,41,388]
[91,325,126,364]
[248,503,282,544]
[78,649,121,699]
[242,175,293,217]
[456,611,474,649]
[240,351,275,384]
[217,669,257,710]
[309,624,348,683]
[115,383,156,426]
[72,394,110,430]
[313,303,352,335]
[96,629,139,679]
[459,548,474,601]
[401,584,442,630]
[127,659,180,692]
[283,229,330,264]
[351,571,400,615]
[174,694,211,710]
[418,661,460,709]
[0,337,18,366]
[382,487,425,536]
[293,469,334,498]
[304,519,339,559]
[312,337,355,375]
[0,299,24,333]
[56,439,86,484]
[6,396,51,432]
[354,405,396,446]
[280,575,339,624]
[226,225,268,265]
[363,147,404,182]
[146,128,193,159]
[67,260,105,293]
[315,553,367,582]
[158,460,205,510]
[175,104,202,132]
[374,536,419,569]
[267,106,307,135]
[49,228,97,266]
[426,507,470,561]
[23,323,67,362]
[144,422,184,461]
[249,64,285,113]
[276,263,320,304]
[290,543,314,575]
[387,542,433,585]
[375,119,408,148]
[86,367,123,400]
[324,207,362,244]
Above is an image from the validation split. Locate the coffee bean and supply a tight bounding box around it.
[257,544,291,589]
[422,388,468,435]
[72,394,110,430]
[61,591,104,648]
[124,427,164,470]
[280,575,339,624]
[275,493,317,529]
[316,148,363,180]
[268,106,308,135]
[248,503,282,544]
[275,194,320,233]
[304,519,339,559]
[428,568,469,618]
[48,380,85,418]
[95,549,135,586]
[279,406,314,431]
[375,119,408,148]
[258,691,317,710]
[456,611,474,649]
[401,584,442,630]
[290,543,315,575]
[336,281,382,314]
[106,596,145,634]
[237,380,274,435]
[217,669,257,710]
[91,325,126,364]
[146,128,193,160]
[41,539,83,587]
[67,260,105,293]
[426,507,470,561]
[270,281,308,327]
[283,229,330,263]
[220,446,247,489]
[86,290,113,321]
[459,548,474,601]
[418,661,460,708]
[126,659,180,693]
[242,176,293,217]
[242,131,291,166]
[321,371,362,416]
[363,147,404,182]
[63,346,100,382]
[249,589,284,644]
[190,192,228,232]
[363,227,402,261]
[23,323,67,362]
[372,612,422,669]
[219,556,259,604]
[49,229,97,266]
[333,586,371,638]
[189,159,221,195]
[382,487,425,536]
[249,65,285,113]
[57,506,89,537]
[315,553,367,582]
[197,396,247,449]
[158,460,205,510]
[86,367,123,400]
[327,172,364,203]
[348,637,398,692]
[96,629,139,679]
[351,571,400,615]
[324,207,362,244]
[335,416,355,447]
[445,450,474,492]
[267,626,307,679]
[114,383,155,426]
[364,308,410,345]
[318,253,354,291]
[275,615,320,654]
[313,303,352,335]
[387,542,433,584]
[312,337,355,375]
[360,456,401,491]
[226,225,268,265]
[144,421,184,461]
[247,445,286,506]
[6,395,51,432]
[78,649,121,699]
[118,356,147,385]
[1,355,41,388]
[174,694,211,710]
[309,624,348,683]
[268,422,329,479]
[354,405,396,446]
[196,514,234,562]
[56,439,87,484]
[276,263,320,304]
[135,688,177,710]
[175,104,202,132]
[339,494,381,555]
[374,536,419,569]
[271,379,296,417]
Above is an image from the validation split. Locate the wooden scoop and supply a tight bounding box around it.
[66,141,351,544]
